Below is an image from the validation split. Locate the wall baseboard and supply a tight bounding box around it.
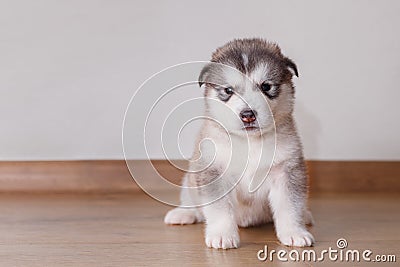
[0,160,399,193]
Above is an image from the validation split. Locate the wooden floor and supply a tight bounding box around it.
[0,192,399,266]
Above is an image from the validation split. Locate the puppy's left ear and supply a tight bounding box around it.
[284,57,299,77]
[198,63,212,87]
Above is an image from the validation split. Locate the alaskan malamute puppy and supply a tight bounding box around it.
[164,38,314,249]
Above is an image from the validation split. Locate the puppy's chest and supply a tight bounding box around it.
[213,135,276,182]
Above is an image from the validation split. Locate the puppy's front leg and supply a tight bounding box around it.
[202,195,239,249]
[269,166,314,247]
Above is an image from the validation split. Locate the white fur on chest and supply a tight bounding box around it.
[199,125,298,196]
[202,131,271,186]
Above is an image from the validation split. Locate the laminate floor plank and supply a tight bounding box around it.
[0,193,398,266]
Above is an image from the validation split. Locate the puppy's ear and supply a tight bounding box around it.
[284,57,299,77]
[198,63,212,87]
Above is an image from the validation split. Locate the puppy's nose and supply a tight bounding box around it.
[240,109,257,123]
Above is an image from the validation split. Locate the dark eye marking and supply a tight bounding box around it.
[216,86,234,102]
[260,82,271,92]
[259,81,280,99]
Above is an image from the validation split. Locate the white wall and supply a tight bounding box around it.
[1,0,399,161]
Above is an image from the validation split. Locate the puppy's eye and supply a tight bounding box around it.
[259,82,280,99]
[260,82,271,92]
[217,86,234,101]
[224,87,234,95]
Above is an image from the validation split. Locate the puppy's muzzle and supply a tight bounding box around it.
[240,109,257,123]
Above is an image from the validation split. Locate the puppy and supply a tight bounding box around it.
[164,38,314,249]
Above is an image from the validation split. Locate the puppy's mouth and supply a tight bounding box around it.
[242,123,260,132]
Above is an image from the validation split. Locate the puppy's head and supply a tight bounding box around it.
[199,38,298,136]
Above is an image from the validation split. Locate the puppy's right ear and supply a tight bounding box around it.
[284,57,299,77]
[198,63,212,87]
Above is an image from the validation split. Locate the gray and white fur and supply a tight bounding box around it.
[164,38,314,249]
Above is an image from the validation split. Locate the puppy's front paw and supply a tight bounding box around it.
[164,208,197,225]
[278,228,314,247]
[205,226,240,249]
